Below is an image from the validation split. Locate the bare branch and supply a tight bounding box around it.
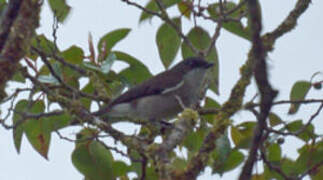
[263,0,312,50]
[197,107,219,115]
[151,109,197,179]
[239,0,278,178]
[0,0,41,100]
[203,22,222,57]
[0,0,23,51]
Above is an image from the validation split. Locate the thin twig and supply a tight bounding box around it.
[260,145,295,180]
[31,46,86,74]
[32,47,108,101]
[267,103,323,136]
[248,99,323,108]
[203,22,222,56]
[122,0,200,56]
[52,13,59,51]
[224,0,247,16]
[263,0,312,50]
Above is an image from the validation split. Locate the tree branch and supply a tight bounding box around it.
[239,0,278,179]
[0,0,23,51]
[176,34,255,180]
[0,0,41,100]
[152,109,196,179]
[263,0,312,51]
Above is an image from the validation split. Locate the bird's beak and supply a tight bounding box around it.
[205,62,214,68]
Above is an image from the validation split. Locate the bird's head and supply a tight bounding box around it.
[172,57,214,74]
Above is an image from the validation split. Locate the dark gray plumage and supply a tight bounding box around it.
[94,57,213,121]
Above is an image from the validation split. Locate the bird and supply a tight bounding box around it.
[93,57,214,123]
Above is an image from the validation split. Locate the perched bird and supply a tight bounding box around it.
[93,57,213,123]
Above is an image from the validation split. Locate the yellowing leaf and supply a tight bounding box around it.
[178,1,192,19]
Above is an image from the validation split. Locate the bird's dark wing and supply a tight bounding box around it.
[110,69,183,106]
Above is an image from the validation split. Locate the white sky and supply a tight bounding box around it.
[1,0,323,179]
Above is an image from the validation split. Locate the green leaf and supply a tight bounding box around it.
[112,161,130,177]
[62,45,84,64]
[48,0,71,22]
[129,150,142,175]
[45,113,71,131]
[286,120,315,142]
[13,100,28,153]
[114,51,152,85]
[183,131,203,152]
[0,0,7,13]
[222,150,244,172]
[268,113,283,127]
[172,158,187,171]
[202,96,221,123]
[156,18,181,68]
[31,35,57,55]
[267,143,281,162]
[215,134,231,162]
[12,71,25,83]
[24,118,51,159]
[61,64,80,89]
[231,122,256,149]
[97,28,131,58]
[295,143,323,175]
[207,2,251,40]
[212,147,244,175]
[23,101,51,159]
[264,158,296,179]
[139,0,181,23]
[80,82,95,109]
[38,63,62,85]
[146,166,159,180]
[252,174,265,180]
[95,71,126,99]
[178,1,192,19]
[231,126,243,148]
[288,81,311,114]
[181,26,219,94]
[72,141,115,180]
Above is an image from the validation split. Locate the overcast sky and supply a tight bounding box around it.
[1,0,323,180]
